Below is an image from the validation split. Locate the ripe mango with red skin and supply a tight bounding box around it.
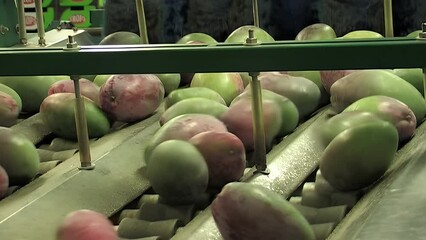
[212,182,315,240]
[189,131,246,188]
[144,114,228,163]
[0,92,19,127]
[99,74,165,123]
[343,95,417,143]
[48,78,100,105]
[57,210,118,240]
[220,97,282,151]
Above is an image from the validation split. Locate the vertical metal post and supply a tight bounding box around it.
[252,0,260,28]
[66,35,94,170]
[245,30,268,174]
[34,0,46,46]
[384,0,394,37]
[420,24,426,100]
[16,0,27,44]
[135,0,149,44]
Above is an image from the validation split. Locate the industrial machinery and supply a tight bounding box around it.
[1,0,426,239]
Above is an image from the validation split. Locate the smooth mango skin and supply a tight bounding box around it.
[0,83,22,112]
[232,89,299,137]
[147,140,209,205]
[286,70,330,106]
[254,72,321,119]
[317,111,385,148]
[0,75,67,113]
[144,114,228,163]
[330,70,426,123]
[99,31,141,45]
[155,73,181,96]
[0,92,19,127]
[160,97,228,125]
[225,25,275,44]
[93,75,112,87]
[407,30,422,38]
[0,127,40,186]
[392,68,424,95]
[211,182,315,240]
[40,93,111,140]
[320,121,398,191]
[295,23,337,41]
[190,73,244,106]
[340,30,384,39]
[343,95,417,143]
[165,87,226,110]
[176,32,218,44]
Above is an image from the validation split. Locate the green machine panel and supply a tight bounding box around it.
[0,0,19,47]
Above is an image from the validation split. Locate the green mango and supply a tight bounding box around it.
[0,75,68,113]
[165,87,226,109]
[320,121,398,191]
[330,70,426,123]
[392,68,424,95]
[239,72,252,87]
[99,31,141,45]
[147,139,209,205]
[407,30,422,38]
[80,75,96,81]
[287,70,330,106]
[212,182,315,240]
[155,73,181,96]
[225,25,275,44]
[40,93,111,140]
[176,33,218,44]
[160,97,228,125]
[340,30,384,39]
[0,127,40,186]
[0,83,22,112]
[93,74,111,87]
[295,23,337,41]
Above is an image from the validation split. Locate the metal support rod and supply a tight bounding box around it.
[384,0,394,37]
[34,0,46,46]
[135,0,149,44]
[252,0,260,28]
[245,29,268,174]
[16,0,27,44]
[72,75,94,170]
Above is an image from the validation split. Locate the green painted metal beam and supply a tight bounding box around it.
[0,37,425,76]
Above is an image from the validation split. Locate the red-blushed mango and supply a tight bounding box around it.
[343,95,417,142]
[0,83,22,112]
[99,74,165,123]
[48,78,100,105]
[320,70,357,93]
[212,182,315,240]
[56,210,118,240]
[189,131,246,188]
[147,140,208,205]
[144,114,228,163]
[0,92,19,127]
[295,23,337,41]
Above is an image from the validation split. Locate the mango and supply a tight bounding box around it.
[407,30,421,38]
[225,25,275,44]
[176,33,218,44]
[93,75,111,87]
[48,79,100,105]
[211,182,315,240]
[155,73,181,96]
[0,165,9,199]
[0,83,22,112]
[340,30,384,39]
[232,89,299,137]
[344,96,417,142]
[0,92,19,127]
[295,23,337,41]
[220,97,282,151]
[392,68,424,95]
[320,70,357,93]
[317,111,389,148]
[160,98,228,125]
[165,87,226,109]
[239,72,252,87]
[320,121,398,191]
[286,70,330,106]
[40,93,111,140]
[144,114,228,162]
[0,127,40,186]
[190,73,244,106]
[189,131,246,188]
[254,72,321,119]
[0,75,68,113]
[147,140,209,205]
[99,31,141,45]
[330,70,426,122]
